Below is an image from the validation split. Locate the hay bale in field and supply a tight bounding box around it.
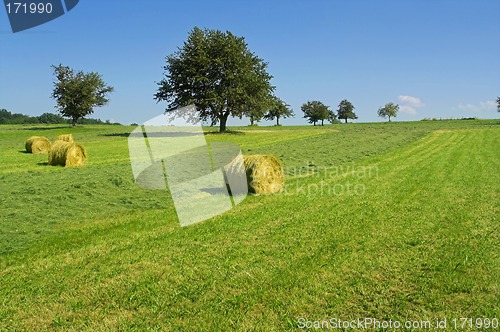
[227,154,284,195]
[57,134,74,142]
[48,140,87,167]
[25,136,51,154]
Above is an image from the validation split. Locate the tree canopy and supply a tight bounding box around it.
[155,27,274,132]
[497,96,499,112]
[377,102,399,122]
[301,100,330,126]
[337,99,357,123]
[264,97,294,126]
[51,64,114,127]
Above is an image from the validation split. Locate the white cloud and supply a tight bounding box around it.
[399,95,423,107]
[457,100,496,113]
[398,95,424,115]
[399,105,418,115]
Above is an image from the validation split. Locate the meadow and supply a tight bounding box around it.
[0,120,498,330]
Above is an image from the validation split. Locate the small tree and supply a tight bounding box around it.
[377,102,399,122]
[155,27,274,132]
[337,99,357,123]
[328,110,340,124]
[243,87,274,126]
[245,102,267,126]
[51,64,114,127]
[248,112,263,126]
[497,96,500,112]
[301,100,330,126]
[264,97,294,126]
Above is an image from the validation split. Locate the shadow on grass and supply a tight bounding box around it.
[200,188,228,195]
[18,150,30,154]
[101,132,198,138]
[37,162,49,166]
[22,126,72,131]
[101,130,245,138]
[204,130,245,136]
[100,132,133,138]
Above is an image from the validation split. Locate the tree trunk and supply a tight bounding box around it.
[72,117,78,127]
[344,118,347,124]
[313,121,316,126]
[219,112,230,132]
[388,116,391,122]
[250,115,254,126]
[321,119,324,126]
[276,117,280,126]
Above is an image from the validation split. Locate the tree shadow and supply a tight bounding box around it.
[204,130,245,136]
[18,150,30,154]
[101,129,245,138]
[37,162,49,166]
[101,131,201,138]
[100,132,133,138]
[23,126,72,131]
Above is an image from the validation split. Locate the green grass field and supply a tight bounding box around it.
[0,120,498,330]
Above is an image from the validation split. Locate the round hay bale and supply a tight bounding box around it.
[48,140,87,167]
[57,134,74,142]
[25,136,51,154]
[227,154,284,195]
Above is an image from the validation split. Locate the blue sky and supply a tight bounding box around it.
[1,0,499,126]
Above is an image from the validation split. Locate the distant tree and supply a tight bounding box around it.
[328,109,340,124]
[497,96,500,112]
[51,64,114,127]
[37,112,67,124]
[245,103,267,126]
[301,100,330,126]
[248,113,262,126]
[0,108,114,125]
[337,99,357,123]
[264,97,294,126]
[377,102,399,122]
[0,109,10,124]
[0,109,38,124]
[155,27,274,132]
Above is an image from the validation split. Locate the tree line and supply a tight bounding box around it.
[153,27,409,130]
[0,108,120,125]
[28,27,500,129]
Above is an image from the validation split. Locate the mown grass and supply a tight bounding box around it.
[0,120,498,330]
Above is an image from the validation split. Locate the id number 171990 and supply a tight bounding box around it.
[5,2,53,14]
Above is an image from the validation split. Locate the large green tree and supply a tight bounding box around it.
[301,100,330,126]
[264,97,294,126]
[377,102,399,122]
[337,99,357,123]
[51,64,114,127]
[155,27,274,132]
